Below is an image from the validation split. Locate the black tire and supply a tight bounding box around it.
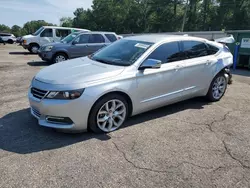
[7,39,14,44]
[52,53,68,63]
[88,94,129,133]
[206,73,227,102]
[29,44,40,54]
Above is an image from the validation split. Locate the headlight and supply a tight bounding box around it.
[23,40,27,44]
[44,45,53,52]
[45,89,84,100]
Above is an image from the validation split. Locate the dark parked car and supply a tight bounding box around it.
[0,37,6,45]
[38,32,119,63]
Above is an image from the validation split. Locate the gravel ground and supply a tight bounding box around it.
[1,44,250,188]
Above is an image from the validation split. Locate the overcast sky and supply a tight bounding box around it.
[0,0,93,27]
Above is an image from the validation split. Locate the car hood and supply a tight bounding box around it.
[22,34,35,39]
[35,57,125,85]
[42,42,68,48]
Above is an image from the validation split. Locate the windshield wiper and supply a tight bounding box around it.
[92,58,113,65]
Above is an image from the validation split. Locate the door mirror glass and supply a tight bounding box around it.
[139,59,161,70]
[72,40,78,45]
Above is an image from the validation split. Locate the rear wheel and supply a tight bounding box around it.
[52,53,68,63]
[88,94,128,133]
[206,73,227,102]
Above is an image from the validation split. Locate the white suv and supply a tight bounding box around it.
[21,26,90,53]
[0,33,16,44]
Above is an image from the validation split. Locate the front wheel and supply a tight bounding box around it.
[206,73,227,102]
[52,53,68,63]
[30,44,39,54]
[88,94,128,133]
[7,39,14,44]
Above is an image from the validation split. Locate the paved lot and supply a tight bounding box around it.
[1,44,250,188]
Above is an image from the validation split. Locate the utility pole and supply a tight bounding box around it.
[181,0,189,32]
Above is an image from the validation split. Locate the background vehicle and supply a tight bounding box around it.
[0,33,16,44]
[29,35,233,133]
[38,31,119,63]
[21,26,90,54]
[16,36,23,44]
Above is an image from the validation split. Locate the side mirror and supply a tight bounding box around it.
[72,40,77,45]
[139,59,161,70]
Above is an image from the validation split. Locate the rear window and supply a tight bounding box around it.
[207,44,219,55]
[182,41,208,59]
[0,34,11,37]
[89,34,105,43]
[105,34,117,42]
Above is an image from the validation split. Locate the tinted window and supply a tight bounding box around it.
[207,44,219,55]
[74,34,90,44]
[89,34,105,43]
[0,34,11,37]
[182,41,208,59]
[147,42,181,63]
[56,29,70,38]
[40,29,53,37]
[105,34,117,42]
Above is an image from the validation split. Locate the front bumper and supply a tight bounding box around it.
[38,50,53,61]
[28,87,94,132]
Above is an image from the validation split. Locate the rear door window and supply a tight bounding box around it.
[40,29,53,37]
[182,41,208,59]
[56,29,70,38]
[147,42,182,64]
[89,34,105,43]
[105,34,117,42]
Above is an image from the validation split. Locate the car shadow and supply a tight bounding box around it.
[9,52,36,55]
[27,61,50,66]
[0,98,209,154]
[123,97,209,128]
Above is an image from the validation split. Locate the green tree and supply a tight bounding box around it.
[22,20,56,35]
[60,17,73,27]
[0,24,11,33]
[11,25,21,36]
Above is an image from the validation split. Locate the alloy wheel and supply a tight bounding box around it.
[55,55,66,63]
[212,76,226,100]
[31,46,39,53]
[96,99,126,132]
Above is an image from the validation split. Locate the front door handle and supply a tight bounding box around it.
[175,65,182,71]
[206,60,211,65]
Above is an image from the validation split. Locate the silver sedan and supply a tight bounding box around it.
[28,35,233,133]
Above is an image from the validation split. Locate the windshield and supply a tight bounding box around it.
[91,39,153,66]
[32,27,44,36]
[61,32,79,43]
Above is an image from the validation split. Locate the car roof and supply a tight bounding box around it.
[80,31,117,35]
[125,34,207,43]
[0,32,12,35]
[43,26,90,31]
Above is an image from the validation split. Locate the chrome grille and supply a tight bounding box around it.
[31,107,41,118]
[31,87,48,99]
